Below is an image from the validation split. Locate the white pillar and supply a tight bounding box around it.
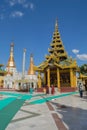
[22,48,26,79]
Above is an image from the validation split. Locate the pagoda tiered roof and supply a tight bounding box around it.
[35,20,78,71]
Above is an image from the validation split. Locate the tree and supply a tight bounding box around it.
[79,64,87,75]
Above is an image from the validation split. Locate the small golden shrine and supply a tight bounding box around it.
[34,20,78,92]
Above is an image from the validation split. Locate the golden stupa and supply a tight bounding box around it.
[6,43,16,68]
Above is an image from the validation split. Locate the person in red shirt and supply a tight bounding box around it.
[51,85,55,95]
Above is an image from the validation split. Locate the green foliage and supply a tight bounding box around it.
[79,64,87,75]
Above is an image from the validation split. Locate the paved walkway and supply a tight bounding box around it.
[50,93,87,130]
[0,91,87,130]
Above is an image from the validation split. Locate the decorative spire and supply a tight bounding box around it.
[6,43,16,68]
[55,18,58,32]
[45,19,67,62]
[28,54,35,75]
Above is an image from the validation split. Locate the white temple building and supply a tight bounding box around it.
[4,43,38,91]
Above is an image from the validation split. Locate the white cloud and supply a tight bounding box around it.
[29,3,34,10]
[8,0,16,6]
[18,0,26,4]
[72,49,79,54]
[23,2,34,10]
[72,49,87,61]
[8,0,35,9]
[77,54,87,61]
[8,0,26,6]
[11,11,24,18]
[1,0,35,20]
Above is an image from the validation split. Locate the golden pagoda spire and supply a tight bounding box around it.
[46,19,68,62]
[55,18,58,32]
[28,54,35,75]
[6,43,16,68]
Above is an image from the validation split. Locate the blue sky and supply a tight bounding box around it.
[0,0,87,72]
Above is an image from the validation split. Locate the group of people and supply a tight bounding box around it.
[43,85,55,95]
[78,82,87,98]
[29,82,87,97]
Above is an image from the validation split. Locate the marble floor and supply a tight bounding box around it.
[0,91,87,130]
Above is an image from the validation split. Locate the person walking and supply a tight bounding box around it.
[78,83,83,98]
[30,86,34,94]
[51,85,55,95]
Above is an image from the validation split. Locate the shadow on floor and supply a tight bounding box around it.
[50,97,87,130]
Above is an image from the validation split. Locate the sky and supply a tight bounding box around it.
[0,0,87,72]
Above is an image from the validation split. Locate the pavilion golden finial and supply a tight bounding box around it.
[55,18,58,32]
[28,54,35,75]
[6,42,16,68]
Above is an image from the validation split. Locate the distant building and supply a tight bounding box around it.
[4,44,38,91]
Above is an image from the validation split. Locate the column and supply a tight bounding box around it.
[70,68,74,87]
[47,68,50,87]
[73,71,77,88]
[44,72,46,85]
[22,49,26,79]
[57,68,60,91]
[38,72,41,88]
